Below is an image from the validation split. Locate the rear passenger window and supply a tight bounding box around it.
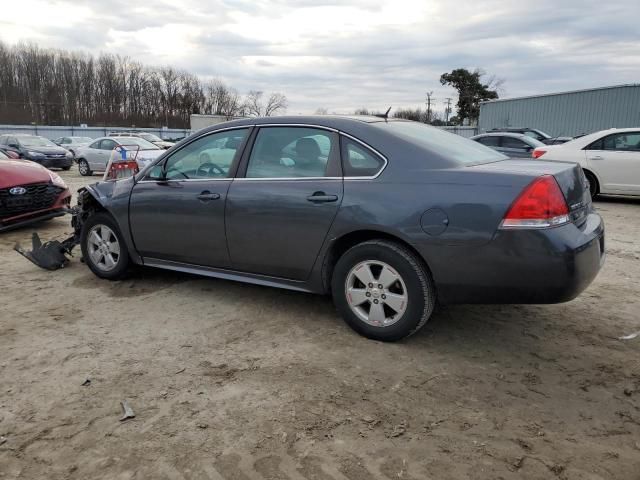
[502,137,529,150]
[477,136,500,147]
[341,139,385,177]
[246,127,335,178]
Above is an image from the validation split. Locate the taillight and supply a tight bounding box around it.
[532,149,546,159]
[501,175,570,229]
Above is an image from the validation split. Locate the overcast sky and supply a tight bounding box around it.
[1,0,638,115]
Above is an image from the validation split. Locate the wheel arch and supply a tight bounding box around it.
[582,168,600,194]
[321,229,434,293]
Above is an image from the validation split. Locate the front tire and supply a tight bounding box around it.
[331,240,436,342]
[78,159,92,176]
[81,212,129,280]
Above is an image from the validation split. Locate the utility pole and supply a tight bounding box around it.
[444,97,452,125]
[425,91,434,124]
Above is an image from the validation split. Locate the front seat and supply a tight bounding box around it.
[294,138,324,176]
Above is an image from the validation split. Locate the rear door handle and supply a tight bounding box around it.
[307,192,338,203]
[197,191,221,201]
[589,156,603,160]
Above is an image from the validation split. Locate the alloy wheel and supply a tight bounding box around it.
[87,224,120,272]
[345,260,408,327]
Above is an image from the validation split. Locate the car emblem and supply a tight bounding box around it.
[9,186,27,195]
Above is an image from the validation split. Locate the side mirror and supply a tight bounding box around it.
[146,164,166,181]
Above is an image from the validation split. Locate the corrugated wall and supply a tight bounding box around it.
[479,85,640,137]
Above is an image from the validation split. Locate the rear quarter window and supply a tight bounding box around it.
[379,121,507,165]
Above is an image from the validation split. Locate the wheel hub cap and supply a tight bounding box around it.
[345,260,408,327]
[87,224,120,272]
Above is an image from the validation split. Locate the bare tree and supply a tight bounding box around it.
[264,93,287,116]
[244,90,288,117]
[0,40,288,127]
[314,107,328,115]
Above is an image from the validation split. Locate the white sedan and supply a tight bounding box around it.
[75,136,165,176]
[532,128,640,198]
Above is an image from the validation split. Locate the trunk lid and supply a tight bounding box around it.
[470,159,591,225]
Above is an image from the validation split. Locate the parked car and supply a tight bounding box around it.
[53,136,93,158]
[488,128,573,145]
[0,146,20,159]
[532,127,640,198]
[0,153,71,232]
[0,134,73,170]
[471,133,546,158]
[69,116,604,342]
[75,136,165,176]
[109,131,174,149]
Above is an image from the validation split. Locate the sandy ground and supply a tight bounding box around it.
[1,169,639,480]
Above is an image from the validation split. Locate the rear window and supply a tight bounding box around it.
[380,122,507,165]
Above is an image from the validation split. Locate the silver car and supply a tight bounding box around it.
[53,136,93,158]
[75,136,165,176]
[471,132,546,158]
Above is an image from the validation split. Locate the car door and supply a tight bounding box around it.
[225,126,343,280]
[84,139,108,170]
[128,127,251,267]
[585,132,640,194]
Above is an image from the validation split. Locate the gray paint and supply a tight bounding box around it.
[83,116,604,305]
[479,84,640,137]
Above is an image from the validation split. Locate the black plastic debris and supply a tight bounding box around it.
[14,232,77,271]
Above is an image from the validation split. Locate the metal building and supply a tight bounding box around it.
[479,84,640,137]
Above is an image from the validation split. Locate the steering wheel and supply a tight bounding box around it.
[196,162,225,178]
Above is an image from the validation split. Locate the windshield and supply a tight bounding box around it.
[115,137,160,150]
[380,121,507,165]
[19,136,57,147]
[139,133,162,142]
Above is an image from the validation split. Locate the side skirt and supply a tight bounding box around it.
[142,257,321,294]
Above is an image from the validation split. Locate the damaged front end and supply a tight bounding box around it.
[14,188,98,270]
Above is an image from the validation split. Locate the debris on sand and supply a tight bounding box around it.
[120,400,135,421]
[618,331,640,341]
[81,378,91,386]
[0,436,7,446]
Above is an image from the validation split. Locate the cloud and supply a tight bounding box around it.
[0,0,638,114]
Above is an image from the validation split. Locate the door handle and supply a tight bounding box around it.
[589,156,603,160]
[197,191,221,201]
[307,192,338,203]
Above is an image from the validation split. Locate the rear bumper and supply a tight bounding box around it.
[426,213,605,304]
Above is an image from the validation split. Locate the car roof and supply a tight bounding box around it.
[475,132,529,139]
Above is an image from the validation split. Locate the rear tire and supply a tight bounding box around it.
[331,240,436,342]
[78,159,92,176]
[81,212,129,280]
[584,170,599,199]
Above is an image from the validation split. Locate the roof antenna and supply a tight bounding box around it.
[374,106,392,120]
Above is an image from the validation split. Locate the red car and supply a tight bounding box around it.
[0,151,72,232]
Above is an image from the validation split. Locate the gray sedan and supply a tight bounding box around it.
[71,116,604,341]
[471,132,546,158]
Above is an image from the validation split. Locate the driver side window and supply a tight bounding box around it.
[161,128,249,180]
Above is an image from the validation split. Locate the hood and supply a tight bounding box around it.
[24,145,69,155]
[0,159,53,189]
[137,149,165,160]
